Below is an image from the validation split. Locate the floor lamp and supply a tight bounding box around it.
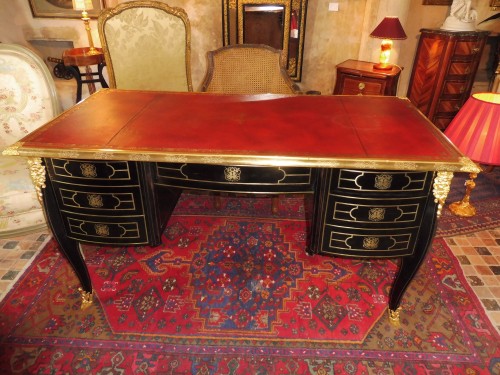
[444,92,500,217]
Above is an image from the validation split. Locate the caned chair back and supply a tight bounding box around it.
[98,1,192,91]
[201,44,297,94]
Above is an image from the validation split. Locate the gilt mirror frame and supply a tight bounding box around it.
[222,0,308,81]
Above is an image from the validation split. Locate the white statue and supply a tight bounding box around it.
[441,0,477,31]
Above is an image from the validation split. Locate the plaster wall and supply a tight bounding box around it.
[0,0,498,98]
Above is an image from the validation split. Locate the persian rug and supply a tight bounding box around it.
[0,192,499,374]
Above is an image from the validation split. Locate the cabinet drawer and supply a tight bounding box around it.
[327,195,428,229]
[63,213,149,244]
[447,62,473,77]
[340,75,385,95]
[436,99,461,113]
[442,81,467,95]
[453,40,481,58]
[322,226,419,257]
[156,163,314,193]
[46,159,136,184]
[331,170,432,195]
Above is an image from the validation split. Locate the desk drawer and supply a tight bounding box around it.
[46,159,136,184]
[54,185,143,215]
[332,169,432,195]
[327,194,427,229]
[156,163,314,193]
[63,213,149,244]
[322,227,419,258]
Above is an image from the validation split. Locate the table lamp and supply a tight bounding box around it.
[444,92,500,217]
[369,16,407,70]
[72,0,99,55]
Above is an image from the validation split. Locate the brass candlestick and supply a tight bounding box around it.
[81,9,99,55]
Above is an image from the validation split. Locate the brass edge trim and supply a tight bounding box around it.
[1,142,22,156]
[12,149,471,172]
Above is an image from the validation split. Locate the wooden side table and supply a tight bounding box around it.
[62,47,109,103]
[333,59,402,96]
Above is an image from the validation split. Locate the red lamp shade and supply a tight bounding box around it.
[444,93,500,166]
[370,17,407,40]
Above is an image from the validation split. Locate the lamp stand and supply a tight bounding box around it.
[81,10,99,55]
[449,172,478,217]
[373,39,393,70]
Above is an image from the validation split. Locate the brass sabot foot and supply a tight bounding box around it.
[78,287,94,309]
[388,307,402,326]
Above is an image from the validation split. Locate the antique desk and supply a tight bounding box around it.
[3,89,477,323]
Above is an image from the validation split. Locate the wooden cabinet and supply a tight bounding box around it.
[333,60,402,96]
[407,29,489,131]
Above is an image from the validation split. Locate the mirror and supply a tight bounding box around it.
[222,0,308,81]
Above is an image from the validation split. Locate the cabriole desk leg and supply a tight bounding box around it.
[29,157,94,309]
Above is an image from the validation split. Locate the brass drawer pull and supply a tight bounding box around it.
[224,166,241,182]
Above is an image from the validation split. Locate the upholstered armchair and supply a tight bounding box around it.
[0,44,61,237]
[98,1,192,92]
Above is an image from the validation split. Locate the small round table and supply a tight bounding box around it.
[62,47,109,103]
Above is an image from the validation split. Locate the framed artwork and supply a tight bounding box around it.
[28,0,103,18]
[422,0,452,4]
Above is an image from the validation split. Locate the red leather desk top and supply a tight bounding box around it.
[11,89,472,171]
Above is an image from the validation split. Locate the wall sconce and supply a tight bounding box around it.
[444,93,499,217]
[72,0,99,55]
[369,16,407,70]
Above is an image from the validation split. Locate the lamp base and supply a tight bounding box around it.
[448,172,478,217]
[449,200,476,217]
[373,63,393,70]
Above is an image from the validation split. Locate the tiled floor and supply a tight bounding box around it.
[444,227,500,333]
[0,230,51,301]
[0,226,499,332]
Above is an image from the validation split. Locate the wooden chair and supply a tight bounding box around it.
[0,44,61,237]
[201,44,299,213]
[201,44,298,94]
[98,1,192,92]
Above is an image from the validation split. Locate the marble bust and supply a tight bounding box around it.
[441,0,477,31]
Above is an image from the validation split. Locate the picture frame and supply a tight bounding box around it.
[422,0,452,5]
[28,0,103,19]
